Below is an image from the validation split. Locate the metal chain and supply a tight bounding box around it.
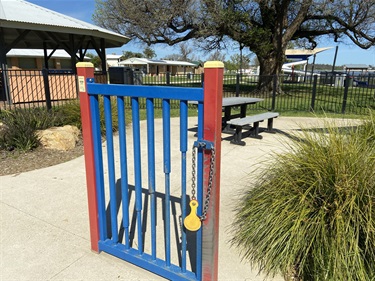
[191,147,197,200]
[190,144,216,221]
[201,147,215,221]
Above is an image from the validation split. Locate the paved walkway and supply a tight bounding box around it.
[1,117,356,281]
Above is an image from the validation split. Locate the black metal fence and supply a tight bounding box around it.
[1,69,374,115]
[218,73,375,115]
[0,69,78,110]
[0,70,109,111]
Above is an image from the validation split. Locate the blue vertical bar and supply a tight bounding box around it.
[90,95,107,241]
[146,98,157,260]
[180,100,188,272]
[117,96,130,249]
[104,95,119,243]
[132,97,143,254]
[196,101,204,279]
[162,99,171,267]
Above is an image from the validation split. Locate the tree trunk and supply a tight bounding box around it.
[255,54,284,96]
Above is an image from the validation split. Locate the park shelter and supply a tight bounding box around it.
[344,64,370,74]
[0,0,129,107]
[283,47,333,79]
[0,0,130,73]
[285,47,332,61]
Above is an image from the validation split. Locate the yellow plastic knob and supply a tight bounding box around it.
[184,200,201,231]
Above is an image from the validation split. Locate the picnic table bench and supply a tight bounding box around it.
[226,112,279,145]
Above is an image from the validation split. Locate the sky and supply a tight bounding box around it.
[27,0,375,67]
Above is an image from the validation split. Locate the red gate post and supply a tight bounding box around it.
[76,62,99,252]
[202,61,224,280]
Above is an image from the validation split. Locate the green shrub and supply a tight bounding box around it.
[57,98,125,134]
[0,108,63,151]
[231,117,375,280]
[56,101,82,129]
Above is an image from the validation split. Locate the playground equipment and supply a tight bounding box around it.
[77,61,223,281]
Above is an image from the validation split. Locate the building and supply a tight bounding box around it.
[106,54,123,68]
[6,49,90,70]
[118,57,197,75]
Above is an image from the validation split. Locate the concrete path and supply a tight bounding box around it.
[0,116,356,281]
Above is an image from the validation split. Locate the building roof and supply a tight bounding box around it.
[344,64,369,70]
[6,49,88,59]
[106,54,122,60]
[118,57,196,67]
[0,0,130,49]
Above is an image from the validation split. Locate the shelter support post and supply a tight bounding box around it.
[0,30,7,68]
[76,62,100,252]
[0,29,10,103]
[201,61,224,280]
[100,38,107,74]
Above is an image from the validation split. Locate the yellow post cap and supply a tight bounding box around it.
[204,61,224,68]
[76,62,94,68]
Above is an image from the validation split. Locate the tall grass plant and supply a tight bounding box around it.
[0,108,64,151]
[231,114,375,280]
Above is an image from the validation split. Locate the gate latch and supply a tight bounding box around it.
[193,140,214,150]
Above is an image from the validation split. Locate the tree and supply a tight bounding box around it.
[143,46,156,59]
[206,50,226,62]
[162,43,197,61]
[86,53,102,69]
[94,0,375,93]
[120,50,143,60]
[225,53,252,72]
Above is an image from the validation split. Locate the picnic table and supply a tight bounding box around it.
[222,97,263,133]
[222,97,280,145]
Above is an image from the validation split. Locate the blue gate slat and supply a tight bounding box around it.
[146,98,157,260]
[180,100,188,272]
[196,101,204,278]
[162,99,171,266]
[90,95,107,242]
[99,240,198,281]
[104,95,119,243]
[131,97,144,255]
[116,96,130,249]
[87,84,204,101]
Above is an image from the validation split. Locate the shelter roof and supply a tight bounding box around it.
[285,47,332,61]
[0,0,130,49]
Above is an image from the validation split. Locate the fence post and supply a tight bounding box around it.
[42,68,52,110]
[310,75,318,112]
[1,66,11,106]
[76,62,100,252]
[202,61,223,281]
[166,71,170,85]
[271,75,277,111]
[342,77,349,114]
[236,73,240,97]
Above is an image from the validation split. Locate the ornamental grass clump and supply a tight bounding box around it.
[231,117,375,281]
[0,108,64,151]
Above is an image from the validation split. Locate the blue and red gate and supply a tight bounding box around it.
[77,62,223,280]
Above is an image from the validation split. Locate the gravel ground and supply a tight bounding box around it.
[0,138,84,176]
